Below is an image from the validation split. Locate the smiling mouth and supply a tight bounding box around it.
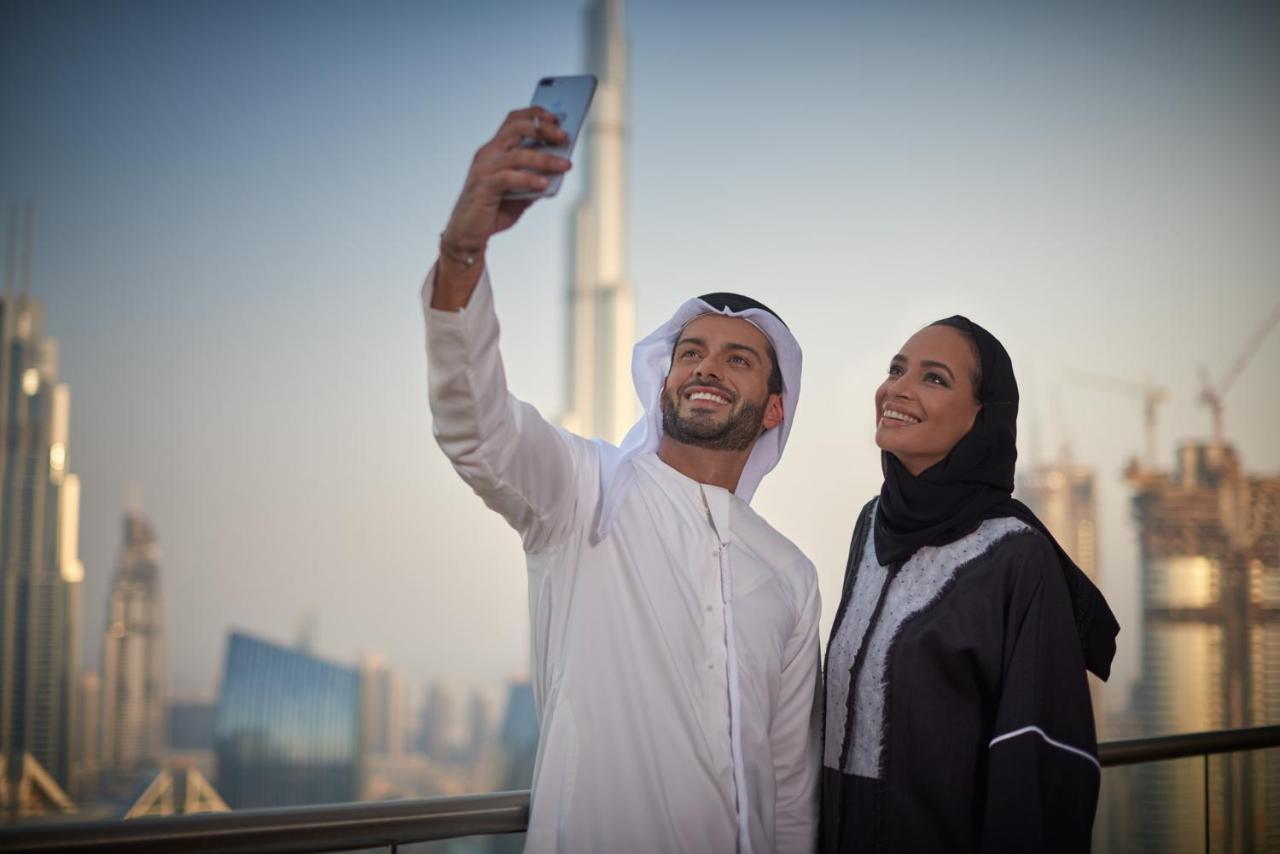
[685,387,733,406]
[880,407,921,425]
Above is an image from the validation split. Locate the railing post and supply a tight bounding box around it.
[1203,753,1209,854]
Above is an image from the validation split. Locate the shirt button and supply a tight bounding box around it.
[705,605,713,612]
[707,662,715,670]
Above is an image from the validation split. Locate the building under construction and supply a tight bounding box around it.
[1129,439,1280,852]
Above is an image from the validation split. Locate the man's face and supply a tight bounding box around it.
[660,314,783,452]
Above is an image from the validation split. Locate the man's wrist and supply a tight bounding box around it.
[439,231,486,268]
[432,241,486,312]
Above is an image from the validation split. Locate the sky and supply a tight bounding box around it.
[2,0,1278,720]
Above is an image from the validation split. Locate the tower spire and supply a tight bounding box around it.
[562,0,635,444]
[20,201,34,297]
[4,204,17,297]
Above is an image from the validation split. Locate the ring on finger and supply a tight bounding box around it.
[532,114,541,134]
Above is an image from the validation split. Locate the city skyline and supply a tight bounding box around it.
[2,0,1278,712]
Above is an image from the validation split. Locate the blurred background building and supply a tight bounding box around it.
[1016,449,1104,715]
[213,631,361,809]
[1017,452,1098,582]
[71,671,100,801]
[101,508,166,774]
[166,696,216,789]
[1129,439,1280,853]
[560,0,635,445]
[360,654,406,760]
[489,678,538,854]
[0,205,84,820]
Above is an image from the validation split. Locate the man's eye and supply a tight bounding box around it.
[729,355,748,366]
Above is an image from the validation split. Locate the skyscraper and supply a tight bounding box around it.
[359,654,405,759]
[1016,453,1105,723]
[101,507,167,772]
[417,680,465,761]
[1016,453,1098,583]
[465,688,492,760]
[0,204,85,801]
[214,632,361,809]
[167,699,216,753]
[72,671,100,800]
[1129,440,1280,853]
[489,678,538,854]
[561,0,635,444]
[1018,452,1129,849]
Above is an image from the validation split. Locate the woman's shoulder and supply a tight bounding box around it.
[960,518,1071,607]
[965,516,1056,566]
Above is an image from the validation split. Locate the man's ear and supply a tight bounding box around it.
[761,392,784,432]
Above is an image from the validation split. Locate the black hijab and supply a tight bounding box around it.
[873,315,1119,680]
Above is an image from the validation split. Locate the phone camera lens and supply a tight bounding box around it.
[539,77,554,87]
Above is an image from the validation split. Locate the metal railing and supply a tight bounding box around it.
[0,790,529,854]
[5,725,1280,854]
[1097,724,1280,854]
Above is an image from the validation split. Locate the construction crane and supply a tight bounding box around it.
[1063,370,1170,471]
[1199,301,1280,446]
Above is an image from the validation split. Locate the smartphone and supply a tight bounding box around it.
[505,75,597,200]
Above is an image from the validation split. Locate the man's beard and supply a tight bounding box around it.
[661,386,766,452]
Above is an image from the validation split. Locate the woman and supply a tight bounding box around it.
[821,316,1119,853]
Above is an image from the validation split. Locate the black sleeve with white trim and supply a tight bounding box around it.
[979,533,1100,854]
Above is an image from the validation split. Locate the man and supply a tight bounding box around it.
[424,107,820,853]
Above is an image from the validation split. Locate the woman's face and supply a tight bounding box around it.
[874,325,982,476]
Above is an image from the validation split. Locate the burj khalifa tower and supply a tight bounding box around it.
[561,0,635,444]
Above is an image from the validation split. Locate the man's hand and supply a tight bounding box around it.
[433,107,571,310]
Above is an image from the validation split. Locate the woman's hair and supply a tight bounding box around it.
[930,320,983,402]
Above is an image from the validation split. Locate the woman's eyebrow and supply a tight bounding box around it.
[920,359,956,381]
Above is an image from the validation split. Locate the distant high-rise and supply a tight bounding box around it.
[359,654,405,759]
[214,632,361,809]
[1129,440,1280,853]
[489,678,538,854]
[1018,452,1120,847]
[1017,453,1106,720]
[101,508,167,772]
[72,671,100,800]
[561,0,635,444]
[0,204,85,802]
[1016,453,1098,583]
[465,688,492,759]
[417,680,466,761]
[167,700,216,753]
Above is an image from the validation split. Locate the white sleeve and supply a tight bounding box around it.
[772,569,822,853]
[422,264,589,552]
